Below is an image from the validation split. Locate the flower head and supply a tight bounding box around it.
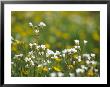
[74,40,79,45]
[38,22,46,27]
[84,40,88,45]
[29,22,33,27]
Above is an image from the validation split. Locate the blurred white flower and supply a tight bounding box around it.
[46,49,54,57]
[38,22,46,27]
[33,43,37,46]
[15,54,23,58]
[62,54,65,57]
[91,60,97,65]
[84,40,88,45]
[75,46,80,49]
[30,60,34,66]
[74,40,79,45]
[29,51,33,55]
[50,72,56,77]
[62,49,68,54]
[29,22,33,27]
[35,29,39,33]
[29,43,33,48]
[86,60,90,64]
[78,56,81,62]
[55,51,60,55]
[69,73,75,77]
[83,54,91,60]
[57,72,64,77]
[91,53,95,58]
[38,64,43,67]
[94,69,98,72]
[41,45,46,50]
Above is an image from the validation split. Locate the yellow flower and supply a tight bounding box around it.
[87,69,94,76]
[43,66,48,72]
[53,66,61,72]
[68,64,73,69]
[54,58,62,62]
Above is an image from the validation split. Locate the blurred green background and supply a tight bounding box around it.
[11,11,100,58]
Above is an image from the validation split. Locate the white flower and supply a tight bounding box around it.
[15,54,23,58]
[29,22,33,27]
[81,65,88,70]
[62,54,65,57]
[29,51,33,55]
[38,64,43,67]
[74,40,79,45]
[84,40,88,45]
[33,43,37,46]
[46,49,54,57]
[38,22,46,27]
[75,46,80,49]
[91,60,97,65]
[41,45,46,50]
[57,72,64,77]
[30,60,34,66]
[69,73,75,77]
[73,61,75,65]
[76,68,85,74]
[94,69,98,72]
[78,56,81,62]
[36,45,40,50]
[76,68,81,73]
[35,29,39,33]
[86,60,90,64]
[62,49,68,54]
[24,57,30,62]
[91,53,95,58]
[29,43,33,48]
[83,54,91,60]
[50,72,56,77]
[55,51,60,55]
[71,48,77,53]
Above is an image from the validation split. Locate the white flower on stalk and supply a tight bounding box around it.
[83,54,91,60]
[76,68,85,74]
[24,57,31,62]
[81,65,88,70]
[73,61,75,65]
[57,72,64,77]
[91,53,95,58]
[77,56,81,62]
[50,72,57,77]
[46,49,54,57]
[41,45,46,50]
[55,50,60,55]
[74,40,79,45]
[30,60,34,66]
[69,73,75,77]
[86,60,90,65]
[70,48,77,53]
[29,22,33,27]
[15,54,23,58]
[36,45,40,50]
[94,69,98,72]
[84,40,88,45]
[38,22,46,27]
[37,64,43,67]
[91,60,97,65]
[62,49,68,54]
[29,43,33,48]
[75,46,80,49]
[33,43,37,46]
[29,51,33,55]
[62,54,65,57]
[35,29,39,33]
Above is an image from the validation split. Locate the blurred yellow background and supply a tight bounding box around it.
[11,11,100,60]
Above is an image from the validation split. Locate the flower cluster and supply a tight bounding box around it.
[11,21,99,77]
